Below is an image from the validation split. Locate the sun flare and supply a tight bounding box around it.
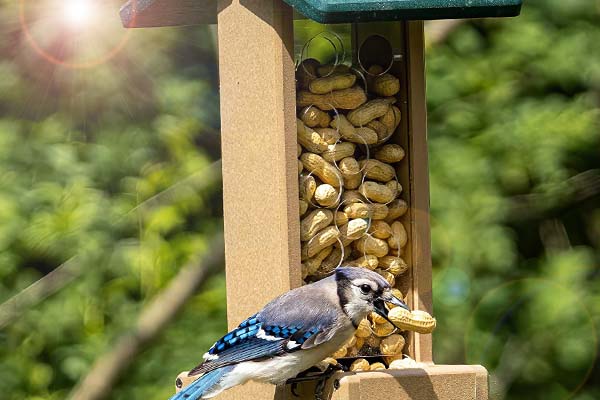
[64,0,95,28]
[19,0,131,68]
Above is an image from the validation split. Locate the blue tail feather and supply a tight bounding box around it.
[168,366,233,400]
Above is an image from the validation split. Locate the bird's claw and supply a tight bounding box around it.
[287,362,346,399]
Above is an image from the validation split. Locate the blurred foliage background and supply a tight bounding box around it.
[0,0,598,399]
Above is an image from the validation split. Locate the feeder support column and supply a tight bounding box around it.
[217,0,301,345]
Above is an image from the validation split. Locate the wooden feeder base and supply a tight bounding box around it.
[327,365,489,400]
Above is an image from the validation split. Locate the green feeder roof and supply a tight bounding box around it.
[120,0,522,28]
[285,0,522,23]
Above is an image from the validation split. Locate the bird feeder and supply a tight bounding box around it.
[120,1,522,399]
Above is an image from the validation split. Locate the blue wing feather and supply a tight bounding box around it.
[169,366,233,400]
[189,314,324,375]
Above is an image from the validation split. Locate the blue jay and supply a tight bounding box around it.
[170,266,409,400]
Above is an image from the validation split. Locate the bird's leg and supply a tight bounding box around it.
[286,363,347,398]
[287,367,322,397]
[314,363,346,400]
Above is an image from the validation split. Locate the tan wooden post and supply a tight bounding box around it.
[217,0,300,398]
[405,20,433,364]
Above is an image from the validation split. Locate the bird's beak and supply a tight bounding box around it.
[374,292,410,323]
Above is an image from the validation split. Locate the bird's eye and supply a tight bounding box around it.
[360,284,372,294]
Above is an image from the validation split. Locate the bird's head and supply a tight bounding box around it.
[335,266,410,326]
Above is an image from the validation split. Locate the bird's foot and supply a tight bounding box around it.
[287,362,347,399]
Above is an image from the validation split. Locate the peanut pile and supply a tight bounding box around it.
[296,59,435,367]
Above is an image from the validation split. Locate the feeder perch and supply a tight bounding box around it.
[119,0,522,399]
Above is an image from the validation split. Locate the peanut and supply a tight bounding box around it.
[334,211,349,227]
[347,254,379,270]
[317,63,351,77]
[298,160,304,174]
[387,247,402,258]
[300,209,333,241]
[299,200,308,216]
[314,128,340,145]
[322,357,338,366]
[344,202,389,220]
[345,335,357,348]
[379,105,401,137]
[380,334,405,356]
[369,220,392,239]
[354,127,379,145]
[359,181,395,203]
[385,199,408,223]
[386,180,402,200]
[331,346,347,359]
[372,320,396,337]
[339,219,369,245]
[297,143,302,157]
[367,120,388,141]
[296,58,319,89]
[354,236,389,257]
[338,157,361,190]
[346,346,360,358]
[301,226,340,260]
[346,345,360,358]
[379,256,408,276]
[355,336,365,350]
[321,142,356,163]
[297,86,367,110]
[349,358,370,372]
[297,119,328,153]
[300,153,342,187]
[376,268,396,286]
[359,159,396,182]
[303,246,333,278]
[347,98,395,126]
[314,184,340,208]
[319,245,344,273]
[388,221,408,249]
[299,175,316,202]
[367,64,385,75]
[388,308,436,334]
[365,334,382,348]
[370,362,387,371]
[309,73,357,94]
[388,357,418,370]
[341,190,366,205]
[355,318,372,338]
[372,73,400,97]
[375,144,405,164]
[370,311,387,325]
[331,115,377,145]
[300,106,331,128]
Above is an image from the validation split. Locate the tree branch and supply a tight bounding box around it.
[68,234,225,400]
[506,169,600,223]
[0,257,81,329]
